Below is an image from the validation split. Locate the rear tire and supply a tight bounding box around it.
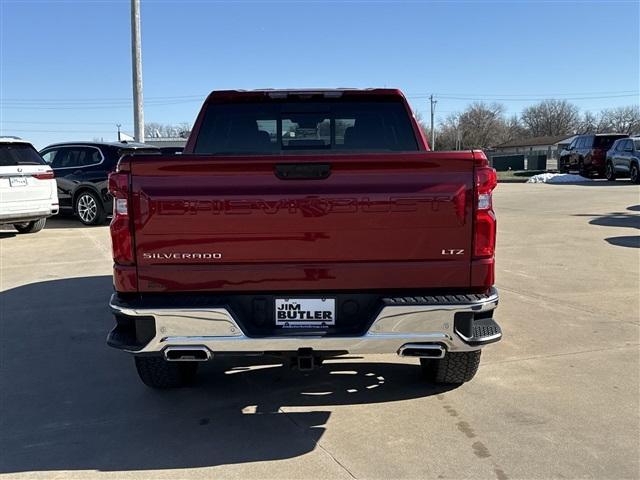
[631,163,640,184]
[75,190,106,226]
[605,161,616,181]
[421,350,482,384]
[13,218,46,234]
[134,356,198,389]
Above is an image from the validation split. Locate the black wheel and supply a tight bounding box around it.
[75,190,106,225]
[421,350,481,385]
[13,218,46,234]
[631,163,640,184]
[134,356,198,389]
[605,161,616,181]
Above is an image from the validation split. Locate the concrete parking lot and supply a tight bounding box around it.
[1,182,638,479]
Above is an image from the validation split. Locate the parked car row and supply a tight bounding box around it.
[0,139,188,231]
[559,133,640,183]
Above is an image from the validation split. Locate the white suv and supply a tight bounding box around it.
[0,137,58,233]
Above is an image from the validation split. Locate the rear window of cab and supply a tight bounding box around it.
[193,99,419,154]
[593,135,627,149]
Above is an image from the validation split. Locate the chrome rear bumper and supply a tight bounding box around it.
[108,289,501,357]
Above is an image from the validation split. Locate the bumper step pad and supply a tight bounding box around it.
[455,317,502,346]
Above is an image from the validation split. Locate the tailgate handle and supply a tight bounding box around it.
[275,163,331,180]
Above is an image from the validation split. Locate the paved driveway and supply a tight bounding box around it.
[1,182,638,479]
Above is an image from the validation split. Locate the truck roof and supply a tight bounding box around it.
[205,88,407,102]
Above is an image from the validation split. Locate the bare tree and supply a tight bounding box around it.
[144,122,192,138]
[434,103,514,151]
[434,113,461,150]
[502,114,527,143]
[598,106,640,134]
[144,122,164,138]
[430,99,638,152]
[176,122,192,138]
[578,111,600,133]
[457,102,508,149]
[521,99,580,136]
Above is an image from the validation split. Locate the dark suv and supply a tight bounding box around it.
[39,141,159,225]
[559,134,628,177]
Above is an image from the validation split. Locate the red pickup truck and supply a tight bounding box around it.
[107,89,501,388]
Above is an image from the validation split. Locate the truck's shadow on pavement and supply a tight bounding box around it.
[0,276,453,474]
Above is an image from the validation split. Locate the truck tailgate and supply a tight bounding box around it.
[129,152,475,292]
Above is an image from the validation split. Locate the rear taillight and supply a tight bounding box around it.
[591,149,608,167]
[108,171,134,265]
[473,160,498,259]
[32,170,55,180]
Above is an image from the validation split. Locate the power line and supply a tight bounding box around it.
[1,90,637,107]
[2,128,120,133]
[0,94,204,102]
[2,89,637,102]
[0,120,132,126]
[3,93,635,111]
[408,89,639,98]
[429,93,639,102]
[0,100,202,110]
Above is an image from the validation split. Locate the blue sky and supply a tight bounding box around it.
[1,0,639,148]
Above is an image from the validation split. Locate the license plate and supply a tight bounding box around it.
[9,176,28,187]
[275,298,336,328]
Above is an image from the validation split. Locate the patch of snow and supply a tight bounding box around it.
[526,173,593,184]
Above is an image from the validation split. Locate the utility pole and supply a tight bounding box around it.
[131,0,144,143]
[429,94,437,150]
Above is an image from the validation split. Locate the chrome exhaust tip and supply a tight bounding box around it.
[398,343,446,359]
[164,346,211,362]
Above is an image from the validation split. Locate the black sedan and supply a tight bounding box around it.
[40,141,159,225]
